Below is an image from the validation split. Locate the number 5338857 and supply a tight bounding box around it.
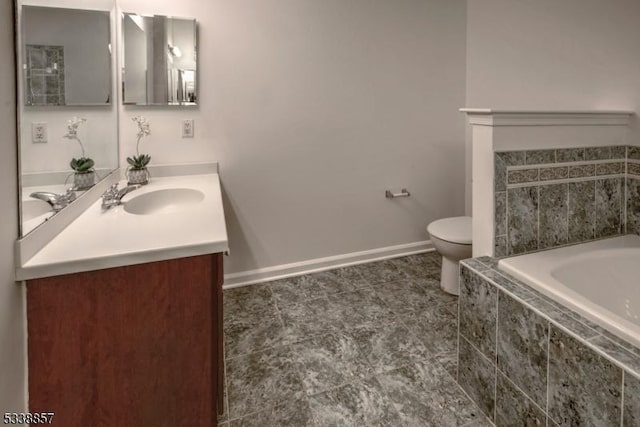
[3,412,54,424]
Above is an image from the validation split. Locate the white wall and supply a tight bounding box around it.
[0,0,27,414]
[118,0,468,274]
[464,0,640,209]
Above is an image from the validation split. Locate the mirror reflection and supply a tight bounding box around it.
[122,13,197,105]
[22,6,111,106]
[18,1,118,237]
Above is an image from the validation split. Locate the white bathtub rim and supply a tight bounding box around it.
[498,235,640,351]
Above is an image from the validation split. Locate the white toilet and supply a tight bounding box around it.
[427,216,472,295]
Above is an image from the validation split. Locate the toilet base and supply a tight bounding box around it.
[440,256,461,296]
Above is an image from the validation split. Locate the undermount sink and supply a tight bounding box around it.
[123,188,205,215]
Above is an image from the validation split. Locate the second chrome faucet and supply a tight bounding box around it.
[30,188,77,212]
[101,183,141,209]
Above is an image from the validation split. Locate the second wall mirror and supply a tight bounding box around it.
[122,13,197,106]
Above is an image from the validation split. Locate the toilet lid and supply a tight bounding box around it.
[427,216,472,244]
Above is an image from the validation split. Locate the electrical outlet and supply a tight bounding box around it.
[32,122,48,143]
[182,119,194,138]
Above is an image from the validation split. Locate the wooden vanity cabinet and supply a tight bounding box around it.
[27,253,224,427]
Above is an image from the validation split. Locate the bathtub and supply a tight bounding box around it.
[498,234,640,349]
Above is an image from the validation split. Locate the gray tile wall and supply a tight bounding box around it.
[628,147,640,235]
[495,146,640,256]
[457,264,640,426]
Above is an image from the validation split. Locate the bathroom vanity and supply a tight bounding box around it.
[16,170,228,427]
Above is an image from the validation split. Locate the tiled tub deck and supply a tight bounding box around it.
[458,257,640,426]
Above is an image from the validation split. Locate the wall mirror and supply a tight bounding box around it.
[122,13,197,106]
[22,6,112,106]
[17,0,119,237]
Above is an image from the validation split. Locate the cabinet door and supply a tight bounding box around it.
[27,272,99,426]
[28,255,217,427]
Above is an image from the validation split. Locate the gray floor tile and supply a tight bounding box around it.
[292,331,373,396]
[224,304,287,357]
[270,268,372,308]
[460,418,495,427]
[377,361,485,426]
[353,259,415,284]
[398,301,459,355]
[278,296,346,343]
[224,255,472,425]
[228,398,315,427]
[423,281,459,306]
[391,252,442,279]
[327,288,397,329]
[371,278,450,315]
[433,350,458,380]
[225,284,275,316]
[321,265,372,291]
[269,275,330,306]
[308,376,402,426]
[226,345,305,419]
[349,319,433,374]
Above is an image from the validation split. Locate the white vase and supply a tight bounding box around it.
[127,168,150,185]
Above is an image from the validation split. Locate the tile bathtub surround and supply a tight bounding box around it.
[496,292,548,409]
[223,252,493,426]
[548,326,622,426]
[459,266,497,360]
[459,259,640,426]
[493,145,640,257]
[628,177,640,235]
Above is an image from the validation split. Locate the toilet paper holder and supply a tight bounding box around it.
[385,188,411,198]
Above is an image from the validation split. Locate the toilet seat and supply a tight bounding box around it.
[427,216,472,245]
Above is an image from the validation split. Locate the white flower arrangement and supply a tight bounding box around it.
[127,116,151,170]
[63,117,94,172]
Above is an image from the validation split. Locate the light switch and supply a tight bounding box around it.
[182,119,194,138]
[32,123,47,143]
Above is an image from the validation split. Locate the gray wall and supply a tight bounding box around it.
[118,0,468,275]
[0,0,27,414]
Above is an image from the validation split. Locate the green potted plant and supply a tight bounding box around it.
[64,117,95,190]
[127,116,151,185]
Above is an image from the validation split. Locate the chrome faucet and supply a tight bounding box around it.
[30,188,77,212]
[101,183,140,209]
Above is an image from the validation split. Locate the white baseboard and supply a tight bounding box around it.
[223,240,435,289]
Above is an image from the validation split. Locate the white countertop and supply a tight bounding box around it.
[17,173,228,280]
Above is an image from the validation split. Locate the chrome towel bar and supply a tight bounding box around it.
[385,189,411,198]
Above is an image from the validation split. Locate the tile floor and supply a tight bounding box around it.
[220,252,493,426]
